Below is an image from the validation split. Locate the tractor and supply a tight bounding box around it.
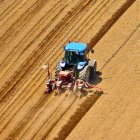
[43,42,100,96]
[55,41,97,82]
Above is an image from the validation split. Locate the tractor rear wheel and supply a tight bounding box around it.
[78,65,88,81]
[86,60,97,83]
[79,60,97,82]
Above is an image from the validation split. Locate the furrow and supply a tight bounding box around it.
[0,0,64,79]
[20,96,77,140]
[7,94,67,139]
[0,0,49,55]
[0,0,91,134]
[0,0,92,102]
[0,0,38,38]
[0,0,112,126]
[0,0,27,25]
[0,0,82,107]
[0,0,16,16]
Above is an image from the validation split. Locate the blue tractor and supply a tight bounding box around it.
[55,42,97,82]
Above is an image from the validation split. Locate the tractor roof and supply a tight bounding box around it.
[65,42,87,52]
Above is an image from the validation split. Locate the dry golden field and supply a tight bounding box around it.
[0,0,139,140]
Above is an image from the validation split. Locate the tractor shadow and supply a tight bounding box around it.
[80,71,103,98]
[80,88,105,98]
[88,71,102,85]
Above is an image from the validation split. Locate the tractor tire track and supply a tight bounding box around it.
[1,87,71,139]
[21,95,77,140]
[7,94,68,139]
[53,93,102,140]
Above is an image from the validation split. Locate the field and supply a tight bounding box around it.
[0,0,139,140]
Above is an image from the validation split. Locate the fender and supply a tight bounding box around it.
[77,61,87,70]
[89,59,96,67]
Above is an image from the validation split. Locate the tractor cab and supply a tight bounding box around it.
[60,42,88,71]
[44,41,98,94]
[64,42,87,64]
[55,42,96,81]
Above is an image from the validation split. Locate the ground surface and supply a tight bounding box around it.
[0,0,139,140]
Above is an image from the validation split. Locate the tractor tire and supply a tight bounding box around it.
[89,59,97,73]
[79,60,97,82]
[86,60,97,82]
[79,65,88,81]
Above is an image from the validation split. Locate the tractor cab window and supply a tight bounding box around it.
[65,51,85,63]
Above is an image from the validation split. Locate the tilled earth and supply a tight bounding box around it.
[0,0,139,140]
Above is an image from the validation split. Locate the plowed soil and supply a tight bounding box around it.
[0,0,139,140]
